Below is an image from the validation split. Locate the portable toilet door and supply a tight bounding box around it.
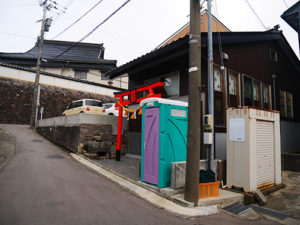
[140,98,188,188]
[143,107,160,185]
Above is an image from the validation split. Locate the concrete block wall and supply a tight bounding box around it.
[171,160,226,189]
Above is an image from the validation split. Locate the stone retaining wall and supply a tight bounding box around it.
[0,78,115,124]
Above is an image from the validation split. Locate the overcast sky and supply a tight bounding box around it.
[0,0,299,66]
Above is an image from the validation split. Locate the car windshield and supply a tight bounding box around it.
[85,100,102,107]
[103,104,113,109]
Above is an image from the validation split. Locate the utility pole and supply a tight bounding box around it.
[185,0,201,205]
[30,0,51,129]
[207,0,214,170]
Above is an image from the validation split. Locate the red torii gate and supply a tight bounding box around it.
[114,79,164,161]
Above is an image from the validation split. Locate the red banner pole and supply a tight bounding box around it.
[116,98,123,161]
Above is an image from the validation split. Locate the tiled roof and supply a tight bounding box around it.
[0,39,116,65]
[106,31,300,79]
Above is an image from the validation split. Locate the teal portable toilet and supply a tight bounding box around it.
[140,98,188,188]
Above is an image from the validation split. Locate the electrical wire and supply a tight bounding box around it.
[244,0,267,30]
[0,31,36,39]
[52,0,131,59]
[282,0,289,8]
[52,0,104,39]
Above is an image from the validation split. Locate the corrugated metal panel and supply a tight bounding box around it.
[256,120,275,188]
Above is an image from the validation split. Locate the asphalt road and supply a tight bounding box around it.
[0,124,278,225]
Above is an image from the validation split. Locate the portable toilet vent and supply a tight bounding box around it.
[226,107,281,192]
[140,98,188,188]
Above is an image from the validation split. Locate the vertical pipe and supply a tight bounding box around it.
[207,0,214,170]
[116,98,123,161]
[185,0,201,205]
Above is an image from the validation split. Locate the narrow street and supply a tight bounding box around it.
[0,124,277,225]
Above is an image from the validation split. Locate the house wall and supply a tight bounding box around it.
[162,13,229,47]
[38,67,128,89]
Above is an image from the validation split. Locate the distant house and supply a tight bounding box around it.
[106,29,300,159]
[156,10,230,48]
[0,39,128,89]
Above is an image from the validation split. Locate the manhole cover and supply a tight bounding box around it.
[46,155,65,159]
[32,139,44,142]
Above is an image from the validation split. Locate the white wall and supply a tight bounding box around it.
[0,65,119,96]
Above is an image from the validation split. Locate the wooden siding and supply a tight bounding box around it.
[162,12,229,47]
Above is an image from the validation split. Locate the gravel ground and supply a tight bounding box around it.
[0,127,15,171]
[265,171,300,219]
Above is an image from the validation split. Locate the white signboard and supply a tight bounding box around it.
[229,118,245,142]
[171,109,186,117]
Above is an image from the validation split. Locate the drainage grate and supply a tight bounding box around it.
[222,202,251,215]
[250,205,289,220]
[32,139,44,142]
[46,155,65,159]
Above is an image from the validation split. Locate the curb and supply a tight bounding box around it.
[70,153,219,218]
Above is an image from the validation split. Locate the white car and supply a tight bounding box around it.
[103,103,126,116]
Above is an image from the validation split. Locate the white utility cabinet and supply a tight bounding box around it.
[227,107,281,192]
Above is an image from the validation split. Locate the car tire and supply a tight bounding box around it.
[80,111,84,113]
[108,113,114,116]
[62,114,66,116]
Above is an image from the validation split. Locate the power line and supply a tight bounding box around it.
[0,31,36,40]
[244,0,267,30]
[52,0,104,39]
[53,0,131,59]
[282,0,289,8]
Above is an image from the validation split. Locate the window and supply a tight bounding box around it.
[144,71,179,97]
[280,90,294,118]
[75,70,87,80]
[214,68,222,92]
[270,48,278,63]
[280,90,287,117]
[163,72,179,96]
[69,101,83,109]
[85,100,102,107]
[263,84,271,109]
[214,65,226,126]
[243,76,253,106]
[227,70,239,107]
[287,92,294,118]
[253,80,262,107]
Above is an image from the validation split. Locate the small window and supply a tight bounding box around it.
[286,92,294,118]
[263,84,271,109]
[214,67,222,92]
[163,72,179,96]
[281,90,294,118]
[270,48,278,63]
[85,100,102,107]
[280,90,287,117]
[227,70,239,107]
[243,75,253,106]
[75,70,87,80]
[69,101,83,109]
[214,65,226,126]
[253,80,262,107]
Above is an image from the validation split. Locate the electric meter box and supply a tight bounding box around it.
[140,98,188,188]
[227,107,281,192]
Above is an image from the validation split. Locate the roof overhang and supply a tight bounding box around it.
[107,31,300,79]
[281,1,300,32]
